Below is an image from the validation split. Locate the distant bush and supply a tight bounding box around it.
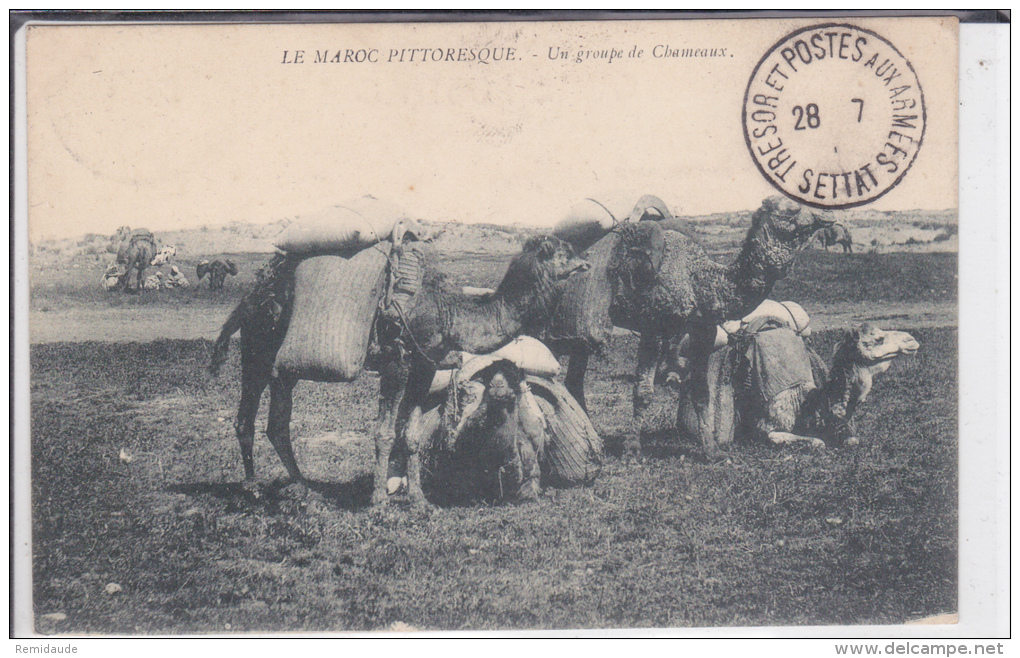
[912,221,957,233]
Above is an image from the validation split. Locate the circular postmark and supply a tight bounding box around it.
[743,24,926,209]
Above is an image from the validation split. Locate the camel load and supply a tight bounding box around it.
[267,197,427,382]
[552,194,674,252]
[273,244,393,381]
[272,195,412,256]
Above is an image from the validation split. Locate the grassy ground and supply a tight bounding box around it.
[30,324,956,633]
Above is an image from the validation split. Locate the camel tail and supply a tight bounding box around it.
[208,300,246,377]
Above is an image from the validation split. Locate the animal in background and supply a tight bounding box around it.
[197,259,238,289]
[101,263,125,291]
[815,223,853,253]
[142,271,163,291]
[116,230,158,292]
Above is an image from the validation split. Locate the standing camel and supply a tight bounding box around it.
[815,223,853,253]
[550,195,833,456]
[197,259,239,289]
[208,236,589,505]
[116,231,158,292]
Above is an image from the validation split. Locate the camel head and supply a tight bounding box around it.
[528,235,591,281]
[842,323,920,376]
[753,195,836,247]
[496,236,590,318]
[450,359,545,501]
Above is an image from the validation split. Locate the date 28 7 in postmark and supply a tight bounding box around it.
[742,24,926,209]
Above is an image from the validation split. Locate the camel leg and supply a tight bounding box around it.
[401,362,435,507]
[628,332,660,458]
[373,351,409,506]
[768,431,825,448]
[234,337,271,486]
[265,374,304,483]
[235,371,268,484]
[403,405,427,506]
[515,427,542,502]
[564,343,590,413]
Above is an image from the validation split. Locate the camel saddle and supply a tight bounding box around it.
[380,241,425,321]
[730,317,816,400]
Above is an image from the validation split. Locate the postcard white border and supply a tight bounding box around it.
[8,17,1010,643]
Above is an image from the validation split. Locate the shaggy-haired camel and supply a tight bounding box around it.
[421,359,548,504]
[552,195,833,456]
[686,323,919,448]
[209,236,588,505]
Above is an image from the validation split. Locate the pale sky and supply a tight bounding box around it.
[25,18,958,241]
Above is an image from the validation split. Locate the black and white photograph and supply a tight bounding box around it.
[11,12,1007,641]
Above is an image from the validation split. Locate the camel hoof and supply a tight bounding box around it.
[705,451,728,465]
[621,440,644,462]
[516,479,541,502]
[810,438,826,449]
[387,476,408,496]
[845,436,860,447]
[407,487,429,508]
[242,480,262,500]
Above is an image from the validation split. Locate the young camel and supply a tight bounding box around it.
[553,195,833,456]
[371,235,589,505]
[208,236,588,505]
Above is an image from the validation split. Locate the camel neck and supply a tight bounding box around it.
[823,349,870,420]
[447,292,530,355]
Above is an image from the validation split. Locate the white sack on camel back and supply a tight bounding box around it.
[547,194,834,458]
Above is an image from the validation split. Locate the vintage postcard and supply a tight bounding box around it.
[12,14,1002,640]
